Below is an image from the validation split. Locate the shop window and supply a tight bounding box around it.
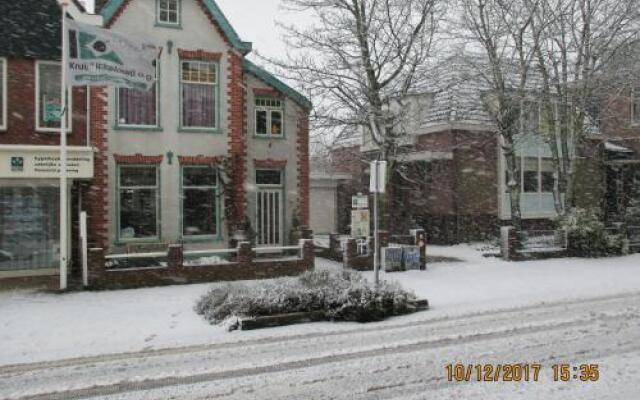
[255,98,283,136]
[0,186,59,271]
[180,60,217,129]
[117,62,159,128]
[0,58,6,130]
[157,0,180,26]
[182,166,218,237]
[36,61,71,132]
[118,165,159,240]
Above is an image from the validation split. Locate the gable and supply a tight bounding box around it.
[244,59,312,111]
[99,0,251,54]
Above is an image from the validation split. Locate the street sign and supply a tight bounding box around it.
[369,160,387,193]
[351,209,370,238]
[352,194,369,209]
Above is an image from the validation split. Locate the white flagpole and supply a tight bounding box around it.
[59,1,69,291]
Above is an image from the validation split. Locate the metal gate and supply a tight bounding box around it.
[256,189,283,246]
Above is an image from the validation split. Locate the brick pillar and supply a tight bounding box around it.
[168,244,183,269]
[87,87,109,249]
[300,227,313,240]
[297,111,311,226]
[329,233,339,252]
[227,51,247,229]
[301,239,315,270]
[87,247,105,284]
[237,241,253,267]
[343,238,357,269]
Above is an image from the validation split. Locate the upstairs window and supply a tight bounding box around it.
[117,62,159,128]
[0,58,6,130]
[180,60,217,130]
[633,87,640,125]
[255,98,283,137]
[36,61,71,132]
[157,0,180,26]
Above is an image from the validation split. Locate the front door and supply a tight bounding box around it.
[255,169,284,246]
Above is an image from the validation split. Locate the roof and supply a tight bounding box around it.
[99,0,252,54]
[0,0,63,59]
[243,59,312,111]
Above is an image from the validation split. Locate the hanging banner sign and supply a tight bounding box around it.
[66,18,160,90]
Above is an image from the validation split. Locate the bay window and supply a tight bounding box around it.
[118,165,159,241]
[255,98,283,137]
[36,61,71,132]
[180,60,217,130]
[182,166,218,237]
[117,63,159,128]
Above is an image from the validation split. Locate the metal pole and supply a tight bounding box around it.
[373,161,380,286]
[80,211,88,287]
[59,2,69,290]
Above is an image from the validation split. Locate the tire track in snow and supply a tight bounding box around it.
[5,306,639,400]
[2,289,640,376]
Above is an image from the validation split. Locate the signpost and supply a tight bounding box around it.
[370,160,387,285]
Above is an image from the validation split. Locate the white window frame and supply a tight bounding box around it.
[0,58,7,130]
[632,86,640,125]
[179,60,218,130]
[117,164,161,242]
[255,97,284,137]
[156,0,181,26]
[35,60,72,133]
[181,165,219,238]
[116,63,160,129]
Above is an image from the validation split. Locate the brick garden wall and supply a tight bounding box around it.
[87,240,315,290]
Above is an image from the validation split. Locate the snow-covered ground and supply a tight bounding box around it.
[2,244,640,366]
[2,245,640,399]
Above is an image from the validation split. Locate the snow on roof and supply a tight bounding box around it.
[604,141,634,153]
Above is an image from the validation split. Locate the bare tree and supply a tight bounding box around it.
[271,0,441,164]
[458,0,543,230]
[531,0,640,216]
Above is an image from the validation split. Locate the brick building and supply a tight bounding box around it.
[0,0,311,286]
[327,56,635,244]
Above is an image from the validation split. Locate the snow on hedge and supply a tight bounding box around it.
[195,270,420,325]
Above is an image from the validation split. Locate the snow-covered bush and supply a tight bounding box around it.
[561,208,626,257]
[195,270,419,325]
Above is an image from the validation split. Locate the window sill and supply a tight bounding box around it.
[154,22,182,29]
[178,127,222,134]
[181,234,224,243]
[114,125,164,132]
[36,129,73,134]
[115,237,162,245]
[253,134,286,140]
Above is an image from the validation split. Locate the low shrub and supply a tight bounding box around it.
[561,208,628,257]
[195,270,420,325]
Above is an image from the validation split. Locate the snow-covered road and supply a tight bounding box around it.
[2,290,640,399]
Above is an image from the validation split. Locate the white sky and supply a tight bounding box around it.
[86,0,312,62]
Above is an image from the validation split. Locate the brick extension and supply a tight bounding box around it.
[178,155,223,165]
